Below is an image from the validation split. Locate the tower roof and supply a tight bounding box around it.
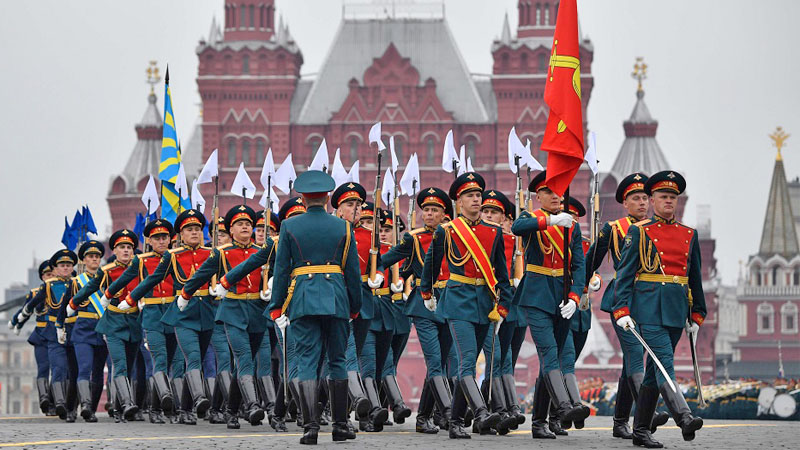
[294,17,490,124]
[759,130,799,257]
[116,93,163,194]
[609,85,670,180]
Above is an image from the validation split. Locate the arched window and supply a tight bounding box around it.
[394,136,404,163]
[227,139,237,167]
[520,53,529,72]
[781,302,798,334]
[544,3,550,25]
[309,138,321,156]
[538,53,547,74]
[255,139,265,165]
[465,138,477,165]
[242,55,250,74]
[794,267,800,285]
[502,53,510,71]
[249,4,255,28]
[426,137,436,164]
[772,266,779,286]
[259,6,265,28]
[241,140,251,166]
[757,302,774,334]
[349,137,359,164]
[535,3,541,25]
[240,5,246,29]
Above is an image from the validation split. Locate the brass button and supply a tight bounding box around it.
[658,224,662,228]
[325,274,331,279]
[672,275,679,283]
[654,238,658,242]
[662,282,666,286]
[551,269,558,276]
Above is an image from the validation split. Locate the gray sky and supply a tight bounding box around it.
[1,0,798,294]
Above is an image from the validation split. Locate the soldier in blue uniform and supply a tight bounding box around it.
[59,241,108,422]
[18,249,78,419]
[584,172,668,439]
[613,170,706,448]
[181,205,269,429]
[9,261,56,415]
[510,170,589,439]
[73,229,141,422]
[266,170,362,445]
[381,187,454,434]
[420,172,514,439]
[106,219,180,424]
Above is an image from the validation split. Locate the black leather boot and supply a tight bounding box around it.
[289,378,303,426]
[171,377,185,423]
[77,380,97,422]
[548,406,568,436]
[347,371,371,418]
[212,371,231,424]
[113,376,138,421]
[258,376,277,423]
[382,375,411,424]
[36,378,50,413]
[629,372,669,433]
[298,380,320,445]
[430,376,452,430]
[180,379,197,425]
[543,369,584,430]
[460,377,501,434]
[185,369,210,418]
[490,376,517,435]
[148,378,166,424]
[531,377,556,439]
[415,379,439,434]
[66,379,78,422]
[502,374,524,427]
[226,379,241,429]
[239,375,266,426]
[632,385,663,448]
[318,380,330,426]
[51,380,68,419]
[330,379,356,441]
[152,371,174,413]
[271,380,288,431]
[91,379,104,415]
[363,377,388,431]
[659,382,703,441]
[448,381,470,439]
[613,376,633,439]
[563,373,589,429]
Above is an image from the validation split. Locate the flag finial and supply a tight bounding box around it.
[770,126,790,161]
[146,61,160,94]
[632,57,647,93]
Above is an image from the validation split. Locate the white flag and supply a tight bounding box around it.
[259,187,280,211]
[309,138,330,172]
[466,156,474,173]
[441,129,458,173]
[141,175,160,214]
[260,148,276,189]
[381,166,395,207]
[347,160,360,183]
[274,153,297,194]
[388,136,399,174]
[457,145,467,175]
[369,122,387,151]
[230,162,256,199]
[191,179,206,214]
[331,148,348,187]
[175,163,189,199]
[523,139,544,171]
[584,131,599,175]
[399,153,420,196]
[197,149,218,184]
[507,127,527,174]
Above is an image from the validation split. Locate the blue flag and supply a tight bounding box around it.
[159,72,190,223]
[133,213,146,244]
[83,205,97,235]
[61,216,75,249]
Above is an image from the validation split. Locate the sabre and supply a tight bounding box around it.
[488,321,497,404]
[688,329,706,407]
[627,324,677,393]
[281,325,288,401]
[210,158,220,291]
[402,180,417,298]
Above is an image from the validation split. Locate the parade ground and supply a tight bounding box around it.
[0,415,794,449]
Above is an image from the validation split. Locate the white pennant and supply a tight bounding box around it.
[388,136,399,174]
[191,179,206,214]
[507,127,526,174]
[399,153,419,196]
[175,162,189,199]
[524,139,544,171]
[197,149,218,184]
[381,166,395,207]
[274,153,297,194]
[584,131,599,175]
[331,148,349,187]
[260,148,276,189]
[457,145,467,175]
[347,160,360,183]
[259,186,280,211]
[141,175,160,214]
[466,156,474,173]
[230,162,256,199]
[308,139,330,172]
[369,122,386,151]
[441,129,458,173]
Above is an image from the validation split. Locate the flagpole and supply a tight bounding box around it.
[210,162,220,291]
[262,175,272,294]
[562,187,570,307]
[369,148,383,282]
[403,180,417,298]
[451,158,459,216]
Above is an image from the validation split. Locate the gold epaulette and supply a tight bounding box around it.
[409,227,427,236]
[217,243,233,250]
[101,262,118,271]
[441,222,453,230]
[633,219,650,227]
[168,247,185,254]
[271,235,279,243]
[138,251,156,259]
[484,220,502,228]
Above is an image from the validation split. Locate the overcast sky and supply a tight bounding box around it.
[1,0,798,294]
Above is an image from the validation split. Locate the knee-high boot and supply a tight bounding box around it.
[531,377,555,439]
[629,372,669,433]
[382,375,411,424]
[112,376,138,421]
[430,376,452,430]
[632,385,663,448]
[330,379,356,441]
[51,380,68,419]
[362,377,388,432]
[239,375,265,426]
[36,378,50,414]
[502,374,525,427]
[77,380,97,422]
[563,373,590,429]
[298,380,320,445]
[415,379,439,434]
[347,371,371,418]
[612,376,634,439]
[186,369,210,418]
[659,382,703,441]
[460,377,500,434]
[447,380,470,439]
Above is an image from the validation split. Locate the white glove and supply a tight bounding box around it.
[99,295,109,309]
[66,305,76,317]
[512,278,521,288]
[424,296,437,312]
[117,300,131,311]
[588,274,602,292]
[7,320,14,330]
[560,300,577,319]
[685,320,699,340]
[493,316,504,335]
[16,312,26,323]
[211,284,228,299]
[548,212,573,228]
[57,328,66,345]
[616,315,635,331]
[260,278,273,301]
[177,296,189,311]
[138,299,145,310]
[275,314,290,332]
[402,292,409,301]
[390,280,404,293]
[367,272,384,289]
[13,326,21,336]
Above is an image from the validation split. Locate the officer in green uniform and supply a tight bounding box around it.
[181,205,269,429]
[420,172,514,439]
[510,170,588,439]
[207,216,232,424]
[266,170,362,445]
[584,172,668,439]
[60,241,108,422]
[613,170,706,448]
[381,187,454,434]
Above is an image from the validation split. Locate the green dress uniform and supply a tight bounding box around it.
[182,205,269,428]
[612,171,706,445]
[510,171,588,438]
[420,172,513,438]
[266,170,362,444]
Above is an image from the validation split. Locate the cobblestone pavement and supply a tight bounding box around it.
[0,414,794,449]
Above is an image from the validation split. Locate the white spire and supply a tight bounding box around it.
[207,16,222,45]
[500,12,511,44]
